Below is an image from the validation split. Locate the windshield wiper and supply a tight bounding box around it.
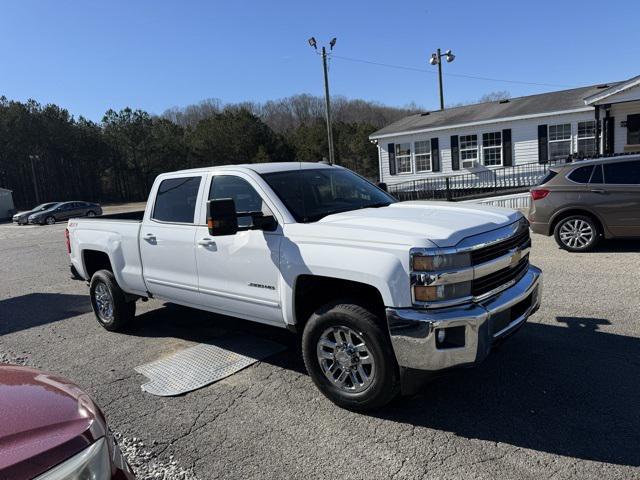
[361,202,391,209]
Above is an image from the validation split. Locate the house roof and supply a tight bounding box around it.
[584,75,640,105]
[370,82,620,139]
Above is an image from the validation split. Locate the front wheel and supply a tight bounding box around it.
[554,215,600,252]
[86,211,96,217]
[89,269,136,331]
[302,300,399,411]
[44,216,56,225]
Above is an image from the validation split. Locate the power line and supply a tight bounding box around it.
[331,54,577,88]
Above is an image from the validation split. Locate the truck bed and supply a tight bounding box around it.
[67,214,147,295]
[93,210,145,221]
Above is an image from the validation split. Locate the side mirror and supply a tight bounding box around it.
[252,214,278,231]
[207,198,238,236]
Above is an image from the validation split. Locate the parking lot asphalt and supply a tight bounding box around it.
[1,217,639,480]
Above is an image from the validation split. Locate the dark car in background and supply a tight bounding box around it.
[12,202,59,225]
[28,201,102,225]
[0,365,135,480]
[528,156,640,252]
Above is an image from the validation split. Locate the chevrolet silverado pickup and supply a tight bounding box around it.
[66,162,542,410]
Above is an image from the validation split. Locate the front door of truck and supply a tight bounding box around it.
[139,174,204,305]
[195,173,283,325]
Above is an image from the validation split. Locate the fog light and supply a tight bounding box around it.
[436,329,446,343]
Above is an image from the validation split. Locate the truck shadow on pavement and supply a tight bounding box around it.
[128,306,639,466]
[376,316,640,467]
[0,293,92,335]
[587,238,640,253]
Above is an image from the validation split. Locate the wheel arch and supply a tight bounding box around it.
[82,249,114,278]
[293,275,387,332]
[549,207,607,238]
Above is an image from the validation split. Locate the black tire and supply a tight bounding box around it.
[89,269,136,331]
[86,211,96,217]
[44,216,56,225]
[302,300,399,411]
[554,215,600,252]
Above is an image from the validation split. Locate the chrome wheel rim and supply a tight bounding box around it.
[317,326,375,393]
[94,283,114,321]
[559,219,593,249]
[46,217,55,225]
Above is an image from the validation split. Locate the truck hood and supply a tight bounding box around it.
[295,201,522,248]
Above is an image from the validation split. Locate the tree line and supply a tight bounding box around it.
[0,95,419,209]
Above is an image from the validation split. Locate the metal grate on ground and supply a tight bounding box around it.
[134,336,285,396]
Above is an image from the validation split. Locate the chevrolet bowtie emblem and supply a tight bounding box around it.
[509,248,522,267]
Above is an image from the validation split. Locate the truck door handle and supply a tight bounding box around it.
[197,238,216,247]
[143,233,157,243]
[590,189,607,194]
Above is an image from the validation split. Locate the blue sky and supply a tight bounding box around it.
[1,0,637,121]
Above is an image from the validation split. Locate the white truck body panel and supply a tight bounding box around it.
[68,219,146,296]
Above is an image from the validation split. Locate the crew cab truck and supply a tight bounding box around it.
[67,162,542,410]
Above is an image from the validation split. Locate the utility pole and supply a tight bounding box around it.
[29,154,40,204]
[436,48,444,110]
[429,48,456,110]
[321,46,335,165]
[308,37,337,165]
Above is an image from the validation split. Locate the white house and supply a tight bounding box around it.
[370,75,640,187]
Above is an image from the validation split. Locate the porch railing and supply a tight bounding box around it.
[387,160,563,202]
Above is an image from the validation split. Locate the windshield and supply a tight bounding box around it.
[34,202,58,211]
[261,168,396,223]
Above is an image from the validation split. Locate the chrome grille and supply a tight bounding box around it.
[471,228,530,265]
[472,256,529,297]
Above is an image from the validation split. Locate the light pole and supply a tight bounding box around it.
[429,48,455,110]
[308,36,337,165]
[28,154,40,204]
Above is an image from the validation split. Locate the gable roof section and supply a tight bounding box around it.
[584,75,640,105]
[370,82,620,139]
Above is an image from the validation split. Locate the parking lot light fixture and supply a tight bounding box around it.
[429,48,456,110]
[308,37,337,165]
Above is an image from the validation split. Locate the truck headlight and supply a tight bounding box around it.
[410,250,473,307]
[34,437,110,480]
[412,252,470,271]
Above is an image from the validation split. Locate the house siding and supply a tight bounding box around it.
[610,101,640,152]
[379,111,595,185]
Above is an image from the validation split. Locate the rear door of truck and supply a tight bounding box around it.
[139,173,205,305]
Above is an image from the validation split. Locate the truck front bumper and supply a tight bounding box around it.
[386,265,542,371]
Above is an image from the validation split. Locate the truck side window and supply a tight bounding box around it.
[209,175,271,228]
[152,176,202,223]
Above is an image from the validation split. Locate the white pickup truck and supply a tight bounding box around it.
[67,162,542,410]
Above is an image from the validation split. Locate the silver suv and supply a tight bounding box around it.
[528,156,640,252]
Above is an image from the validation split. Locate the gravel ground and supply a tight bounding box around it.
[1,216,639,479]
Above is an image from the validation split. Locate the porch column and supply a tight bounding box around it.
[594,105,601,155]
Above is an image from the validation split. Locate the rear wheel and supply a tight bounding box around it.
[554,215,599,252]
[302,300,399,411]
[45,216,56,225]
[89,269,136,331]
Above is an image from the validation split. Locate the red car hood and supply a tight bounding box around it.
[0,365,105,479]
